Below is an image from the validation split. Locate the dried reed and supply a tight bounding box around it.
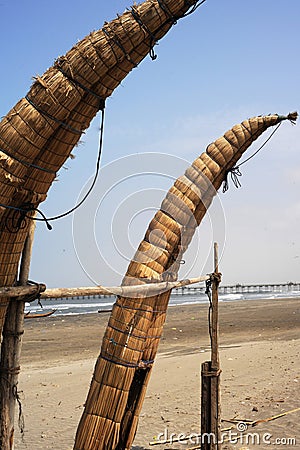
[75,112,297,449]
[0,0,202,331]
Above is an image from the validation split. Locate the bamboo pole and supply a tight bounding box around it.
[0,220,36,450]
[0,276,209,300]
[41,276,209,298]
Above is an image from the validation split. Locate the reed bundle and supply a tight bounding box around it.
[0,0,203,332]
[75,112,297,449]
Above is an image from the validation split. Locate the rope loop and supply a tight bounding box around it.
[221,116,295,193]
[130,7,158,60]
[222,166,242,193]
[0,107,105,231]
[205,277,213,343]
[25,280,44,303]
[12,384,25,436]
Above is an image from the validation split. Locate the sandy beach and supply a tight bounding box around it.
[14,297,299,449]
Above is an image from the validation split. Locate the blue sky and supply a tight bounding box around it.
[1,0,300,287]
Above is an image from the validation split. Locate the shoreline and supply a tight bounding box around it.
[25,291,300,318]
[15,297,299,449]
[21,297,299,366]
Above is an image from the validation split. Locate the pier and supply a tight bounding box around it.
[40,282,300,301]
[172,282,300,296]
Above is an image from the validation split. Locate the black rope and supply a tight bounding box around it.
[56,65,105,109]
[0,140,56,175]
[157,0,206,21]
[22,280,44,303]
[156,0,178,24]
[25,95,83,135]
[0,107,105,231]
[103,27,137,67]
[114,300,163,314]
[105,335,145,354]
[238,123,282,168]
[12,384,25,437]
[35,107,105,223]
[131,7,159,60]
[222,121,282,193]
[101,354,154,369]
[128,0,206,61]
[1,202,53,232]
[205,277,213,346]
[222,167,242,193]
[182,0,207,17]
[108,322,161,341]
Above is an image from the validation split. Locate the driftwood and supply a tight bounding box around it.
[0,276,209,299]
[228,407,300,428]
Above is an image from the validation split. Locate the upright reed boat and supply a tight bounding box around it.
[74,111,297,450]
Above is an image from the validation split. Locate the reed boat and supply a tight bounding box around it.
[0,0,297,449]
[0,0,205,333]
[0,2,208,446]
[74,111,297,450]
[24,309,56,319]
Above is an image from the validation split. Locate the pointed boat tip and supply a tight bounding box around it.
[277,111,298,125]
[287,111,298,124]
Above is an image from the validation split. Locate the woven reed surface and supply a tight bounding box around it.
[0,0,198,332]
[74,114,291,449]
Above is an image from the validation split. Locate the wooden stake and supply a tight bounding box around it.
[211,242,219,370]
[0,220,36,450]
[201,243,221,450]
[210,243,221,449]
[201,361,211,450]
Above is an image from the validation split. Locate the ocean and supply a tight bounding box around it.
[25,287,300,317]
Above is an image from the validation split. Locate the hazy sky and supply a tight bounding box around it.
[1,0,299,287]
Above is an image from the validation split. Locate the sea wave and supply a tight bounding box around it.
[24,289,300,317]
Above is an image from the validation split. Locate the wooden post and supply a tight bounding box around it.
[0,220,36,450]
[201,242,221,450]
[210,243,221,449]
[201,361,211,450]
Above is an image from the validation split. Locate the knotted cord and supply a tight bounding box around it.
[223,112,297,193]
[0,106,105,232]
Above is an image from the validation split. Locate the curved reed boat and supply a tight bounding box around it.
[0,0,205,332]
[74,112,297,449]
